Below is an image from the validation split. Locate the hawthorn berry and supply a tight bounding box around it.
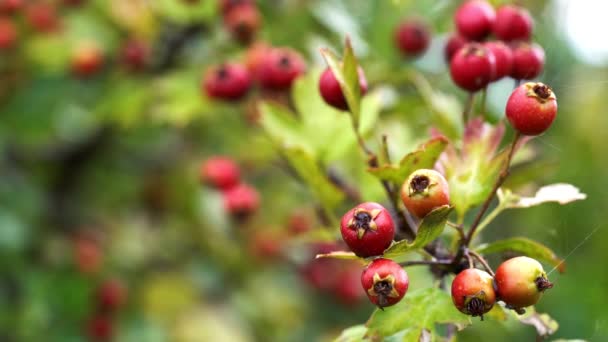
[0,18,16,49]
[493,5,533,42]
[451,268,496,319]
[361,258,409,309]
[506,82,557,136]
[484,41,513,81]
[301,242,342,291]
[319,66,368,111]
[394,19,431,57]
[71,44,104,78]
[96,279,127,312]
[449,43,495,92]
[454,0,495,41]
[401,169,450,218]
[340,202,395,257]
[287,210,312,235]
[86,315,113,341]
[258,47,306,90]
[74,235,102,274]
[334,263,365,306]
[219,0,253,14]
[495,256,553,309]
[244,41,270,78]
[200,156,241,190]
[444,34,468,62]
[0,0,22,14]
[223,183,260,219]
[25,2,60,33]
[120,39,149,72]
[203,63,252,101]
[510,41,545,80]
[224,4,260,45]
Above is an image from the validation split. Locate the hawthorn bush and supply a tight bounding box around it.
[0,0,604,341]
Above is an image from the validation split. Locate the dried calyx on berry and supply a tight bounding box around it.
[451,268,496,320]
[361,258,409,309]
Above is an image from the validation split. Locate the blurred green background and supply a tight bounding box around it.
[0,0,606,341]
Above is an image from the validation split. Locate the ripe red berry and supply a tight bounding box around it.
[244,41,270,78]
[223,183,260,219]
[96,279,127,312]
[0,0,22,14]
[484,41,513,81]
[120,39,148,72]
[449,43,495,92]
[259,47,306,90]
[200,156,241,190]
[287,210,312,235]
[493,5,533,42]
[495,256,553,309]
[340,202,395,257]
[71,43,104,78]
[25,2,60,33]
[510,41,545,80]
[454,0,495,41]
[203,63,252,101]
[361,258,409,309]
[0,18,16,49]
[505,82,557,136]
[219,0,253,14]
[74,235,102,274]
[334,263,365,306]
[301,242,342,291]
[224,4,260,45]
[319,66,368,111]
[451,268,496,319]
[394,19,431,57]
[249,229,284,260]
[401,169,450,218]
[444,34,468,62]
[86,315,113,341]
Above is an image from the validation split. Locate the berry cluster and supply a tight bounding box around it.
[220,0,260,45]
[87,279,128,341]
[446,0,544,94]
[200,156,260,219]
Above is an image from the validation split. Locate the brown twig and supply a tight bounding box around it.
[399,259,452,267]
[468,250,495,276]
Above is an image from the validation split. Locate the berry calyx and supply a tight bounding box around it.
[361,258,409,309]
[340,202,395,257]
[454,0,495,41]
[224,4,260,45]
[319,66,368,111]
[71,43,104,78]
[495,256,553,309]
[401,169,450,218]
[200,156,241,190]
[203,63,252,101]
[484,41,513,81]
[96,279,127,312]
[510,41,545,80]
[506,82,557,136]
[451,268,496,319]
[444,34,468,62]
[493,5,533,42]
[449,43,495,92]
[259,47,306,90]
[394,19,431,57]
[223,183,260,219]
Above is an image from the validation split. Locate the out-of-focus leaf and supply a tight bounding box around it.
[150,71,206,126]
[366,287,470,339]
[153,0,216,23]
[368,137,448,185]
[334,324,367,342]
[498,184,587,209]
[383,206,452,259]
[97,78,150,127]
[315,251,360,261]
[474,237,565,273]
[517,308,559,339]
[258,101,313,153]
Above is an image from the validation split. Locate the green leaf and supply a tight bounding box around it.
[320,38,363,126]
[366,287,470,339]
[474,237,565,273]
[368,137,448,185]
[383,206,453,259]
[258,101,314,154]
[334,325,367,342]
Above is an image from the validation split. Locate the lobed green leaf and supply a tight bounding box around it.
[474,237,565,273]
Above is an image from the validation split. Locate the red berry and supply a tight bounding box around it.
[394,19,431,57]
[74,235,102,275]
[203,63,252,101]
[244,41,270,78]
[0,0,22,14]
[223,183,260,218]
[493,5,533,42]
[97,279,127,312]
[120,38,148,72]
[86,315,113,341]
[444,34,468,62]
[401,169,449,218]
[71,43,104,78]
[340,202,395,257]
[219,0,253,14]
[319,66,368,111]
[0,18,16,49]
[249,229,284,260]
[454,0,495,41]
[224,4,260,45]
[334,263,365,306]
[451,268,496,319]
[495,256,553,309]
[505,82,557,136]
[484,41,513,81]
[361,258,409,309]
[200,156,240,190]
[301,242,342,291]
[510,41,544,80]
[287,210,312,236]
[449,43,495,92]
[259,47,306,90]
[25,2,60,33]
